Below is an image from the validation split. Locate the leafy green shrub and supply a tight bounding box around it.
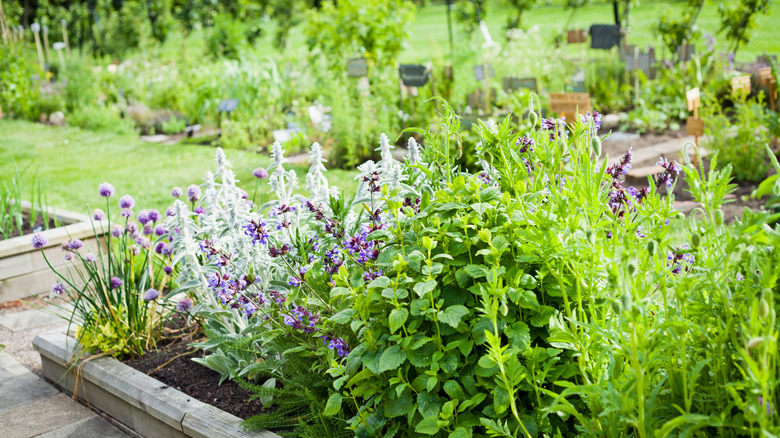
[206,13,246,60]
[702,95,772,182]
[69,105,136,135]
[161,116,187,134]
[0,44,40,120]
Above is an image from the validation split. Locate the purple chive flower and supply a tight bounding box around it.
[111,225,123,238]
[85,253,96,262]
[154,225,166,236]
[186,185,201,203]
[253,167,269,179]
[137,210,150,225]
[148,209,160,223]
[119,194,135,209]
[163,266,173,275]
[126,221,138,234]
[68,239,83,250]
[31,233,48,249]
[166,206,176,217]
[110,277,123,289]
[144,288,159,301]
[142,224,152,235]
[52,283,66,296]
[194,207,206,215]
[93,208,106,221]
[176,297,193,312]
[132,245,141,255]
[155,242,166,254]
[120,208,134,218]
[98,182,115,198]
[171,187,183,198]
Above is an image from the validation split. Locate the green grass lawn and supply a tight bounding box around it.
[0,120,358,214]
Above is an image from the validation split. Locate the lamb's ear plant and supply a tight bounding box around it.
[31,183,179,359]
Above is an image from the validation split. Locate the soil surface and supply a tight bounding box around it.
[601,128,684,160]
[0,211,59,240]
[124,328,268,420]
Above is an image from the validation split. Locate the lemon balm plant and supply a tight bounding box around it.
[31,183,181,358]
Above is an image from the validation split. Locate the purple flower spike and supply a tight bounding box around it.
[93,208,106,221]
[31,233,48,249]
[186,185,201,203]
[144,288,159,301]
[154,224,166,236]
[119,194,135,209]
[177,297,193,312]
[253,167,269,179]
[110,277,122,289]
[171,187,183,198]
[194,207,206,215]
[98,182,115,198]
[52,283,66,296]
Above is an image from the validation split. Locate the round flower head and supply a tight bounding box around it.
[68,239,83,251]
[166,206,176,217]
[171,187,183,198]
[126,221,138,234]
[85,253,97,262]
[144,288,159,301]
[154,224,166,236]
[137,210,150,225]
[163,266,173,275]
[31,232,48,249]
[110,277,122,289]
[120,208,133,218]
[148,209,161,223]
[52,283,66,296]
[186,185,201,203]
[111,225,123,238]
[98,182,115,198]
[119,194,135,209]
[253,167,268,179]
[177,297,193,312]
[93,208,106,221]
[194,207,206,215]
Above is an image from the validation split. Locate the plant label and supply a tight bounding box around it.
[473,64,495,82]
[550,92,591,120]
[759,67,774,86]
[444,65,454,81]
[685,117,704,137]
[589,24,620,50]
[567,29,587,44]
[308,106,323,125]
[677,44,695,62]
[686,88,700,111]
[347,57,368,78]
[731,75,751,96]
[217,99,239,114]
[502,77,537,93]
[399,64,429,87]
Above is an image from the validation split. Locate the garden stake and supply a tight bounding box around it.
[54,42,66,72]
[685,87,702,166]
[0,0,9,45]
[61,19,70,57]
[31,23,45,74]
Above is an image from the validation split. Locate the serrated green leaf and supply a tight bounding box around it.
[323,392,342,416]
[329,308,355,324]
[379,345,407,373]
[438,305,469,328]
[450,427,473,438]
[418,392,442,418]
[464,265,488,279]
[389,308,409,333]
[414,279,438,297]
[368,276,392,289]
[415,417,441,435]
[444,380,465,399]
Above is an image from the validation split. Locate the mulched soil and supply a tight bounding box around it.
[123,322,269,420]
[1,211,58,240]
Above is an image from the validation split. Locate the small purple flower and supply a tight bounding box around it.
[177,297,193,312]
[186,185,201,203]
[85,253,97,262]
[194,207,206,215]
[68,239,83,251]
[120,208,134,218]
[155,242,167,254]
[166,206,176,217]
[253,167,269,179]
[93,209,106,221]
[137,210,150,225]
[163,266,173,275]
[119,194,135,209]
[144,288,159,301]
[288,276,302,287]
[581,110,602,132]
[736,272,744,281]
[111,225,123,238]
[517,136,535,153]
[110,277,122,289]
[171,187,183,198]
[31,233,48,249]
[126,221,138,234]
[154,224,166,236]
[98,182,115,198]
[148,209,161,223]
[52,282,66,296]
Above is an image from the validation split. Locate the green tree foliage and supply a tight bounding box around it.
[502,0,538,31]
[719,0,774,55]
[654,0,705,54]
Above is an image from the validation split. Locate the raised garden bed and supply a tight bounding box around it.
[0,201,108,303]
[33,329,280,438]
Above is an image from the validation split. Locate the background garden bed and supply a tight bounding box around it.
[0,201,107,303]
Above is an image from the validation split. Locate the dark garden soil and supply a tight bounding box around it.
[0,211,59,240]
[124,322,269,420]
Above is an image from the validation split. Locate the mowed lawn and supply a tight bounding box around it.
[0,120,358,214]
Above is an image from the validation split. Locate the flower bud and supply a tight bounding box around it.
[714,209,724,226]
[647,240,656,257]
[759,298,770,320]
[591,136,602,157]
[691,233,701,249]
[627,263,637,275]
[621,292,633,311]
